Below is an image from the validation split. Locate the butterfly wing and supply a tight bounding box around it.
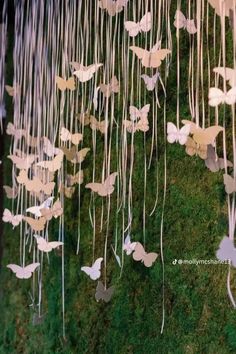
[95,281,106,301]
[103,286,114,302]
[3,185,18,199]
[7,264,24,278]
[213,67,236,87]
[71,148,90,164]
[129,46,149,65]
[186,19,197,34]
[85,182,103,194]
[140,12,152,33]
[178,124,191,145]
[55,76,67,91]
[185,137,197,157]
[23,263,40,278]
[89,257,103,280]
[149,49,171,68]
[208,87,225,107]
[216,236,236,265]
[143,252,158,267]
[167,122,178,143]
[136,117,149,132]
[223,174,236,194]
[48,241,63,251]
[225,87,236,105]
[66,77,75,90]
[24,216,46,232]
[174,10,186,29]
[26,206,42,217]
[132,242,146,262]
[102,172,118,196]
[129,106,141,121]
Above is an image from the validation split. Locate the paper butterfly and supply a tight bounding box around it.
[40,199,63,220]
[17,170,55,195]
[26,197,54,217]
[100,76,120,97]
[67,171,84,186]
[181,120,224,145]
[42,137,60,157]
[34,235,63,253]
[81,257,103,280]
[213,67,236,88]
[6,122,26,140]
[7,263,40,279]
[24,216,47,232]
[36,150,64,172]
[98,0,128,16]
[64,147,90,164]
[2,209,23,227]
[167,122,191,145]
[129,104,150,121]
[89,116,108,134]
[174,10,197,34]
[132,242,158,267]
[85,172,118,196]
[216,236,236,266]
[124,12,151,37]
[111,245,121,267]
[3,185,18,199]
[60,185,75,199]
[95,281,114,302]
[223,174,236,194]
[55,76,75,91]
[8,154,37,170]
[208,87,236,106]
[72,63,103,82]
[205,145,232,172]
[60,127,83,145]
[130,45,171,68]
[185,137,207,160]
[141,73,159,91]
[123,235,137,255]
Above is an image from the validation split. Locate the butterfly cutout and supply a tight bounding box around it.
[205,145,233,172]
[182,120,224,145]
[123,117,149,133]
[81,257,103,280]
[100,76,120,98]
[185,137,207,160]
[208,87,236,106]
[67,171,84,186]
[8,154,37,170]
[129,104,150,121]
[223,174,236,194]
[216,236,236,266]
[55,76,75,91]
[95,281,114,302]
[72,63,103,82]
[40,199,63,220]
[125,12,151,37]
[60,127,83,145]
[59,185,75,199]
[3,185,18,199]
[24,216,47,232]
[7,263,40,279]
[130,45,171,68]
[123,235,137,255]
[141,73,159,91]
[17,170,55,195]
[132,242,158,267]
[98,0,128,16]
[6,122,26,140]
[89,116,108,134]
[2,209,23,228]
[111,245,121,267]
[34,235,63,253]
[36,150,64,172]
[213,67,236,88]
[174,10,197,34]
[167,122,191,145]
[86,172,118,197]
[42,137,60,157]
[26,197,54,217]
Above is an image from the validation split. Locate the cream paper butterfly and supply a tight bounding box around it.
[167,122,191,145]
[7,263,40,279]
[174,10,197,34]
[124,12,152,37]
[72,63,103,83]
[208,87,236,106]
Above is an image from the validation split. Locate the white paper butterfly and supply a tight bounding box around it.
[7,263,40,279]
[216,236,236,267]
[208,87,236,106]
[2,208,23,227]
[42,137,60,157]
[174,10,197,34]
[34,235,63,253]
[26,197,54,217]
[81,257,103,280]
[124,12,151,37]
[129,104,150,121]
[123,235,137,256]
[72,63,103,83]
[141,73,159,91]
[167,122,191,145]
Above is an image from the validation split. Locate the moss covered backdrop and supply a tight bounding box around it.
[1,1,236,353]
